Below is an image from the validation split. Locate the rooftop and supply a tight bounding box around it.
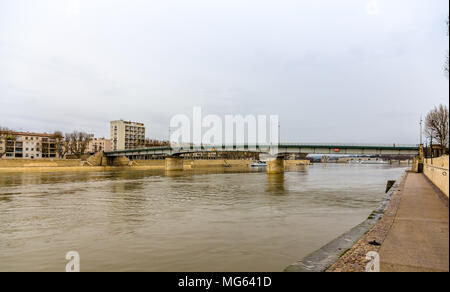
[0,131,58,138]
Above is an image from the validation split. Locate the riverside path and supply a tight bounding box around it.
[379,172,449,272]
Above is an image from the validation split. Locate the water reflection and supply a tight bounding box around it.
[285,164,308,173]
[164,170,185,178]
[266,173,285,194]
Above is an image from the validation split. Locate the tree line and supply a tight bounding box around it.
[53,131,92,159]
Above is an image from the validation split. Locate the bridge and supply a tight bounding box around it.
[98,143,420,174]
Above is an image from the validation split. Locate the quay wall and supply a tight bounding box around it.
[0,158,311,173]
[0,159,82,168]
[423,155,449,197]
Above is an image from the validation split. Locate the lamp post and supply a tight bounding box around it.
[428,136,433,164]
[420,116,423,145]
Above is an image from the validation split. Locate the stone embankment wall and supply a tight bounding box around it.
[423,155,449,197]
[0,159,82,168]
[0,157,312,172]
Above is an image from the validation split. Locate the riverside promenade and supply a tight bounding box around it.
[379,172,449,272]
[326,171,449,272]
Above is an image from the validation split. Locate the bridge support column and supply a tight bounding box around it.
[165,157,184,171]
[86,152,106,166]
[412,144,424,173]
[112,156,131,166]
[267,157,285,174]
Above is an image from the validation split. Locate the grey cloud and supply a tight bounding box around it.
[0,0,448,143]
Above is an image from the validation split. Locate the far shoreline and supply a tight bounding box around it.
[0,158,311,173]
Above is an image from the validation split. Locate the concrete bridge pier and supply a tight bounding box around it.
[267,157,285,174]
[165,157,184,171]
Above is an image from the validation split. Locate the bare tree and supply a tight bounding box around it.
[144,138,170,147]
[0,131,16,158]
[424,104,449,154]
[0,129,9,158]
[65,131,92,158]
[53,131,70,159]
[0,131,6,158]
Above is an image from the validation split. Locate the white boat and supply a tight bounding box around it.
[251,161,267,167]
[360,160,389,165]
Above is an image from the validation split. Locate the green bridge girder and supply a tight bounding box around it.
[104,143,420,157]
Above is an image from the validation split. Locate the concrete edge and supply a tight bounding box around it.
[284,173,406,272]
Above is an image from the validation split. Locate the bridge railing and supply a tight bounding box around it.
[278,143,419,148]
[105,143,420,155]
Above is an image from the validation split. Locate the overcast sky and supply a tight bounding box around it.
[1,0,448,143]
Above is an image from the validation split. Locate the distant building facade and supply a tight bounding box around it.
[110,120,146,150]
[88,138,112,153]
[0,131,60,159]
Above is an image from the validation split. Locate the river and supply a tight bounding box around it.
[0,164,407,272]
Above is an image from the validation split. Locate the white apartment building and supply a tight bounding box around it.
[0,131,60,159]
[110,120,146,150]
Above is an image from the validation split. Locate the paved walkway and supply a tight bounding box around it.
[379,173,449,272]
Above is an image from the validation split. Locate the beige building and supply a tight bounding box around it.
[110,120,146,150]
[88,138,112,153]
[0,131,60,159]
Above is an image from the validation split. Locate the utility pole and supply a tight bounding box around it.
[431,136,433,164]
[419,116,423,145]
[278,121,280,147]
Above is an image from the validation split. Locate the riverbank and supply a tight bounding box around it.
[378,172,448,271]
[325,173,407,272]
[291,171,449,272]
[0,158,310,173]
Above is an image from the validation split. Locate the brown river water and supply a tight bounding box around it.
[0,164,407,272]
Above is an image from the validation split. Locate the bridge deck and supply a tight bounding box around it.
[104,143,420,157]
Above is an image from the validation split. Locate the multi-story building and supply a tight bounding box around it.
[88,138,112,153]
[0,131,60,159]
[110,120,146,150]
